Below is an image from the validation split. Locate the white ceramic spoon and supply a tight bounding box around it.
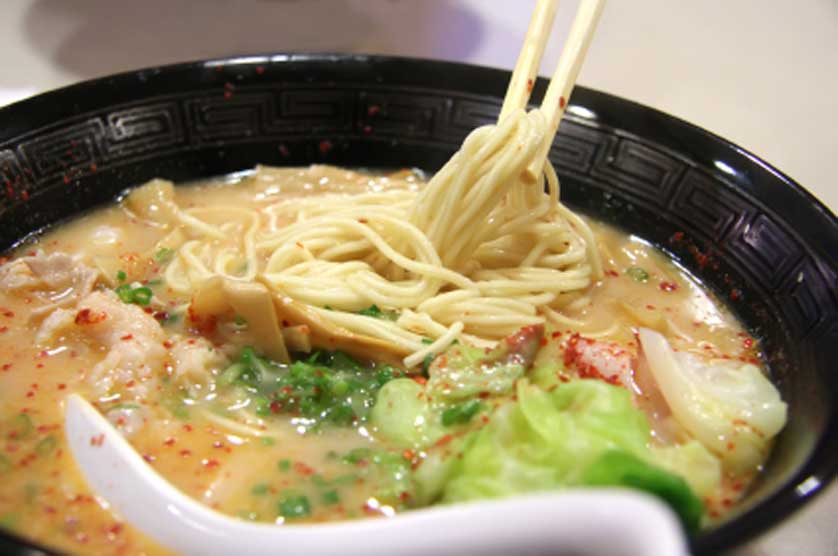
[64,394,689,556]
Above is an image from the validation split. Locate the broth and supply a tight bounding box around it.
[0,166,777,555]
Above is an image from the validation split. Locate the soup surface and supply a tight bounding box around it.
[0,166,785,555]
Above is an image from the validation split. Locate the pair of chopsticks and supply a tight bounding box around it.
[499,0,606,180]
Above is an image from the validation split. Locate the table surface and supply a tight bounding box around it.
[0,1,834,554]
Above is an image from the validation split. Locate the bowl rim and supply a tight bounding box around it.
[0,52,835,556]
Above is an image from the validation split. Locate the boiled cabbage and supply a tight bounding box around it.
[371,378,444,449]
[638,328,787,475]
[414,379,703,529]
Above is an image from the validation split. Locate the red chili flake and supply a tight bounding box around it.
[559,96,566,108]
[743,338,754,349]
[153,311,169,322]
[294,461,315,476]
[1,309,14,318]
[63,175,71,185]
[57,383,66,390]
[412,376,427,386]
[143,453,156,463]
[25,391,34,398]
[74,309,106,325]
[539,336,548,347]
[729,289,742,301]
[120,334,134,341]
[659,281,678,292]
[89,163,98,173]
[202,458,220,468]
[318,140,333,155]
[605,269,619,277]
[526,79,534,92]
[255,66,265,75]
[223,90,233,100]
[402,449,415,461]
[367,104,380,117]
[0,326,7,334]
[399,491,411,502]
[269,400,281,414]
[107,523,123,536]
[212,440,225,449]
[726,441,735,451]
[20,190,29,201]
[163,341,173,349]
[362,125,373,135]
[89,434,105,447]
[434,434,454,448]
[182,424,193,433]
[163,437,176,446]
[671,231,685,242]
[143,307,154,314]
[358,218,368,224]
[179,449,192,457]
[551,331,562,339]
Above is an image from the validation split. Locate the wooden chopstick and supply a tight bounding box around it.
[498,0,560,123]
[527,0,606,180]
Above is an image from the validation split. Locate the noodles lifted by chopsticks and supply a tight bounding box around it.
[151,0,606,367]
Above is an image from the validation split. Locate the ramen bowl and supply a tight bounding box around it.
[0,54,835,555]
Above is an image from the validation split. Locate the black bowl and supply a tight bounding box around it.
[0,54,835,556]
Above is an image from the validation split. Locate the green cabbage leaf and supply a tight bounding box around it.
[414,379,705,531]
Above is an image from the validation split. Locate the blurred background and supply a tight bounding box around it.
[0,0,834,212]
[0,0,835,553]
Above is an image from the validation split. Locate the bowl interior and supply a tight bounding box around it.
[0,54,835,555]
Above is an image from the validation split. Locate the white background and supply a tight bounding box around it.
[0,1,835,554]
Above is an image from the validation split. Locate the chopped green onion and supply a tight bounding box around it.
[420,338,433,345]
[625,266,650,283]
[131,287,153,306]
[357,304,382,318]
[116,270,127,283]
[422,353,435,375]
[155,247,175,263]
[342,448,371,465]
[250,483,270,496]
[278,459,292,472]
[441,399,483,426]
[115,284,153,306]
[260,437,276,446]
[234,315,248,327]
[34,435,57,456]
[11,413,33,439]
[321,490,340,505]
[278,494,311,519]
[0,513,18,530]
[357,304,398,320]
[115,284,134,303]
